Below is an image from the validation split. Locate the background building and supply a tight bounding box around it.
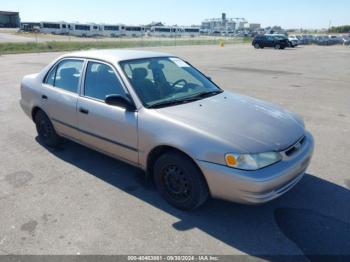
[0,11,20,28]
[201,13,251,34]
[248,23,261,31]
[201,13,262,35]
[201,13,237,34]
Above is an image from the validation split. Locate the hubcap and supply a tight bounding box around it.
[163,165,191,202]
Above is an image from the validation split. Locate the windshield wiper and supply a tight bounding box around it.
[188,90,223,99]
[148,99,189,109]
[147,90,223,109]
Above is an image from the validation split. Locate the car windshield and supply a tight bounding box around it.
[119,57,222,108]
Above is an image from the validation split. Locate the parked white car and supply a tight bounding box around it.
[288,35,299,47]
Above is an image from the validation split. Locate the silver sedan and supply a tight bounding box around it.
[20,49,314,210]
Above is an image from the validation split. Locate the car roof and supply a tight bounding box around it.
[266,34,285,36]
[62,49,173,63]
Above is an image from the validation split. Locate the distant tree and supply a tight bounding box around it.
[272,26,282,31]
[328,25,350,33]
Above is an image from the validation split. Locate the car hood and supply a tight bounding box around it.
[156,91,305,153]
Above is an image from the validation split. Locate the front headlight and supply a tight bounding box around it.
[225,152,282,170]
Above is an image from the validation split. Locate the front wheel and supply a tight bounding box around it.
[153,152,209,210]
[254,43,260,49]
[34,110,62,147]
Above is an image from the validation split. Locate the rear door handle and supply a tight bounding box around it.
[42,95,48,100]
[79,108,89,115]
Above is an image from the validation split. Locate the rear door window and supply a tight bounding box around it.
[45,59,84,94]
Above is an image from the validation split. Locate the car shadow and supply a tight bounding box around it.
[37,138,350,260]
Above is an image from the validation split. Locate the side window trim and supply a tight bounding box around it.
[52,64,58,86]
[44,61,59,85]
[82,59,132,103]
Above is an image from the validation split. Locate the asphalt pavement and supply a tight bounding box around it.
[0,44,349,258]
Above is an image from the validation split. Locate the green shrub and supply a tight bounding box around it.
[0,37,251,55]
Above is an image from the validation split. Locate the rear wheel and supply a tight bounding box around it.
[274,44,281,49]
[254,43,260,49]
[34,110,62,147]
[153,152,209,210]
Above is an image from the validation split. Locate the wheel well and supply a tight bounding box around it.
[146,146,206,182]
[31,106,43,121]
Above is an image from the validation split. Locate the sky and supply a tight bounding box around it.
[2,0,349,29]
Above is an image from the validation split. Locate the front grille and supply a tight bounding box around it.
[284,136,306,157]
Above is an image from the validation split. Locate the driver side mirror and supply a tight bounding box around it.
[105,95,136,111]
[206,76,212,81]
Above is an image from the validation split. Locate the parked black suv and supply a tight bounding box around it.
[252,34,289,49]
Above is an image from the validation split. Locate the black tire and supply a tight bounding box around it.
[34,110,61,147]
[153,152,209,210]
[254,43,260,49]
[274,44,281,49]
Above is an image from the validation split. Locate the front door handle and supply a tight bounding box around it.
[79,108,89,115]
[42,95,48,100]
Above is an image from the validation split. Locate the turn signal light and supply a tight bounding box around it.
[225,154,237,167]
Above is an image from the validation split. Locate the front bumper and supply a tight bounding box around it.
[197,131,314,204]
